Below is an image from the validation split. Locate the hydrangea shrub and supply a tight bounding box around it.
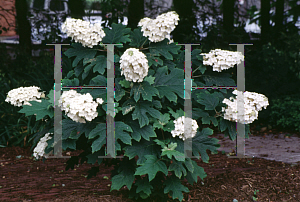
[5,11,269,201]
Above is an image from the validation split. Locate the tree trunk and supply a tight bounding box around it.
[274,0,284,38]
[173,0,198,43]
[261,0,270,44]
[15,0,31,55]
[127,0,144,30]
[222,0,235,41]
[68,0,85,19]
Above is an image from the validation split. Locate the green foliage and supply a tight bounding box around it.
[163,175,190,201]
[102,23,131,46]
[129,27,149,48]
[0,49,54,148]
[269,94,300,133]
[149,39,181,60]
[134,154,168,182]
[64,43,97,67]
[153,66,185,103]
[18,100,54,121]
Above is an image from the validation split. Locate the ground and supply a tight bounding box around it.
[0,124,300,202]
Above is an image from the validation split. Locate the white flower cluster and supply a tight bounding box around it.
[138,11,179,43]
[33,133,52,160]
[61,18,106,48]
[171,116,199,140]
[120,48,149,82]
[5,86,43,107]
[222,90,269,124]
[58,90,104,123]
[200,49,245,72]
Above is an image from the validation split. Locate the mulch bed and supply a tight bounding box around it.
[1,124,300,202]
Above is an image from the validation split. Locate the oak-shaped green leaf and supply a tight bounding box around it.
[143,76,155,85]
[146,53,163,67]
[124,139,161,165]
[196,91,220,110]
[134,155,168,182]
[89,123,106,153]
[168,161,187,179]
[127,120,156,142]
[161,149,185,162]
[115,121,132,145]
[110,168,135,191]
[61,78,79,87]
[184,158,194,173]
[153,113,170,129]
[162,121,175,132]
[129,27,149,48]
[185,160,207,185]
[88,75,107,86]
[163,175,189,201]
[64,43,97,67]
[83,55,107,75]
[153,66,184,103]
[149,39,181,60]
[191,128,220,163]
[102,23,131,45]
[61,119,93,140]
[192,108,218,126]
[167,107,185,120]
[135,178,153,196]
[119,79,131,88]
[153,139,169,148]
[18,99,54,121]
[132,101,162,128]
[130,81,159,102]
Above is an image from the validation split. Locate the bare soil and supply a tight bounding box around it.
[1,124,300,202]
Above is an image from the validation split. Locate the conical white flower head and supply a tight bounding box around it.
[58,90,104,123]
[200,49,245,72]
[222,90,269,124]
[61,18,106,48]
[5,86,43,107]
[120,48,149,83]
[138,11,179,43]
[171,116,199,140]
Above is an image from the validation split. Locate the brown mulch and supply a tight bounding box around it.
[1,124,300,202]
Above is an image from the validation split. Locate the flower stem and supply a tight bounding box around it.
[161,128,164,140]
[140,38,148,49]
[192,74,203,78]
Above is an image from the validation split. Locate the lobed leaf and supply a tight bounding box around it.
[102,23,131,45]
[134,154,168,182]
[18,99,54,121]
[149,39,181,60]
[130,81,159,102]
[153,66,184,103]
[163,175,189,201]
[132,101,162,128]
[129,27,149,48]
[64,43,97,67]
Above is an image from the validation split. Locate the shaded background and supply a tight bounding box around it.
[0,0,300,147]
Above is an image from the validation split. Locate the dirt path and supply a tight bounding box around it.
[213,132,300,165]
